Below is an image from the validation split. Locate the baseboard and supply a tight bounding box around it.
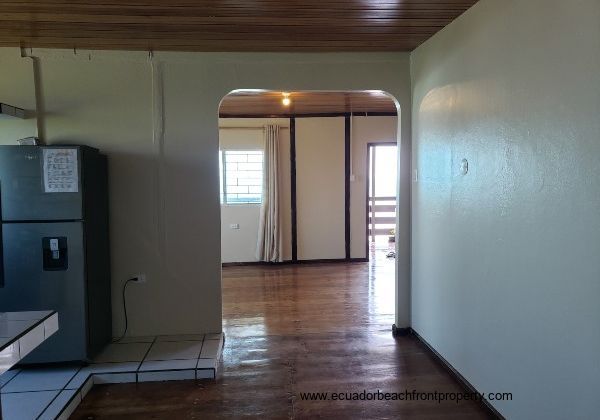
[408,328,505,420]
[221,261,277,267]
[222,258,368,267]
[391,324,411,337]
[294,258,368,264]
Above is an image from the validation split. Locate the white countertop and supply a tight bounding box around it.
[0,311,59,375]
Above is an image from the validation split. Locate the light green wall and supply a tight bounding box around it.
[411,0,600,418]
[0,48,412,335]
[0,52,37,141]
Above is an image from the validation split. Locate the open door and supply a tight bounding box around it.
[367,143,398,258]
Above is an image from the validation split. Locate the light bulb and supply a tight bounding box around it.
[282,97,291,106]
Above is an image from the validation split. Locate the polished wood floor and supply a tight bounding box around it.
[72,254,490,419]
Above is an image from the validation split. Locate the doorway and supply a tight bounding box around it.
[217,90,403,335]
[367,143,398,259]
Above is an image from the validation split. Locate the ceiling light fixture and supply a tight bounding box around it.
[282,92,291,107]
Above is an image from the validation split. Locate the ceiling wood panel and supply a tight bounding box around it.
[219,91,397,117]
[0,0,478,52]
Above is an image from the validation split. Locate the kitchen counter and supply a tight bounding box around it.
[0,311,59,375]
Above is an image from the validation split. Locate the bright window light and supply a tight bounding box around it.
[220,150,263,204]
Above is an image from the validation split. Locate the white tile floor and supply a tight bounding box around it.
[0,333,224,420]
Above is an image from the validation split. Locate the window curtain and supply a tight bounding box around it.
[256,125,283,262]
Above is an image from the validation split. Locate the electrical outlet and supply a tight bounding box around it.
[230,223,240,229]
[132,274,146,283]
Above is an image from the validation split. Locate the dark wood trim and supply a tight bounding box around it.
[294,258,368,264]
[220,113,294,119]
[365,144,371,260]
[367,141,398,147]
[222,258,368,268]
[222,261,285,267]
[344,115,351,259]
[290,117,298,262]
[219,112,397,119]
[410,328,506,420]
[349,112,398,117]
[294,113,386,118]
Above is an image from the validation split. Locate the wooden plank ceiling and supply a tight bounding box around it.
[0,1,478,52]
[219,91,397,117]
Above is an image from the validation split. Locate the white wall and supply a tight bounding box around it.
[220,205,262,263]
[411,0,600,418]
[0,48,413,335]
[296,117,346,260]
[350,116,398,259]
[219,118,291,263]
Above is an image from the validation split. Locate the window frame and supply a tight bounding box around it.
[220,149,264,205]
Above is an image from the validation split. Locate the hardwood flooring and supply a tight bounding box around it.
[72,255,491,419]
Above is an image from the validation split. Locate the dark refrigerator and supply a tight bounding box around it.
[0,145,112,363]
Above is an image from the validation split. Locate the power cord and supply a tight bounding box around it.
[112,278,136,343]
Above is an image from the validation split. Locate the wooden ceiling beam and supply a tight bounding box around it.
[219,91,398,117]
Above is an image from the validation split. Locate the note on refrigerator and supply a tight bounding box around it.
[43,148,79,193]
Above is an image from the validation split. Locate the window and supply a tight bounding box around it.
[220,150,263,204]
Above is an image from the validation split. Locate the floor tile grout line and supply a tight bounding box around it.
[35,365,82,419]
[64,371,93,392]
[11,361,219,418]
[52,383,85,420]
[45,372,94,420]
[2,388,67,395]
[138,368,197,373]
[3,335,222,419]
[2,366,81,394]
[195,334,206,369]
[196,334,205,362]
[32,389,61,420]
[142,358,199,363]
[93,338,157,365]
[54,365,147,420]
[67,368,139,391]
[37,388,77,420]
[0,369,21,390]
[144,339,205,364]
[90,360,149,365]
[136,336,158,378]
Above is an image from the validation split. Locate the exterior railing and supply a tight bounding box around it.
[368,196,397,237]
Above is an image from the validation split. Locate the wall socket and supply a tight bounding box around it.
[132,274,146,283]
[230,223,240,229]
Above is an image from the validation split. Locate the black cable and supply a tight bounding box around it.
[112,278,136,343]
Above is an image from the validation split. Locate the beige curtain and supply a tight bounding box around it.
[256,125,282,262]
